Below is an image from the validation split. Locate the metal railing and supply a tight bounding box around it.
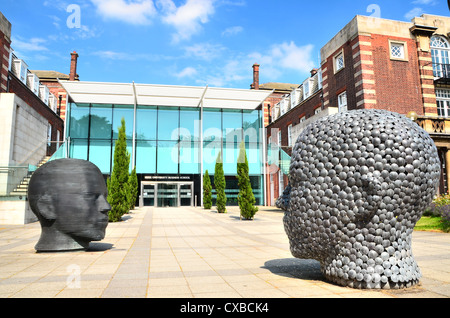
[0,141,67,198]
[433,63,450,79]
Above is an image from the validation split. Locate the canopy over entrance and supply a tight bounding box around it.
[60,81,273,110]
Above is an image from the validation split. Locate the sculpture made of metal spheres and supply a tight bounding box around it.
[278,109,440,289]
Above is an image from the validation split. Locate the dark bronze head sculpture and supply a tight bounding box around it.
[279,109,440,289]
[28,159,110,252]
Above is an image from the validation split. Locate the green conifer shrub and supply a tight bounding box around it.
[203,170,212,209]
[128,166,138,210]
[214,151,227,213]
[107,118,131,222]
[237,141,258,220]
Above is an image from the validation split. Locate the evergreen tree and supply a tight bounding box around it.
[237,141,258,220]
[203,170,212,209]
[107,118,131,222]
[128,166,138,210]
[214,151,227,213]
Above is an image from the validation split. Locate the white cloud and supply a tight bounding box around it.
[271,42,315,72]
[404,7,425,20]
[159,0,216,42]
[184,43,226,61]
[249,41,315,77]
[12,37,49,52]
[92,50,130,60]
[195,41,316,87]
[412,0,438,5]
[221,26,243,37]
[91,0,157,25]
[176,66,198,78]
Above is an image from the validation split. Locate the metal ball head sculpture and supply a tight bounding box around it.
[278,109,440,289]
[28,159,111,252]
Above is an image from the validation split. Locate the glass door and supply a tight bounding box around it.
[157,183,178,207]
[142,184,155,207]
[180,183,193,206]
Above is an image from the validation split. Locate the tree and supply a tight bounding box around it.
[128,166,138,210]
[107,118,130,222]
[214,151,227,213]
[237,141,258,220]
[203,170,212,209]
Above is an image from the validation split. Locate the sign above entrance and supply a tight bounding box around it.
[144,175,192,181]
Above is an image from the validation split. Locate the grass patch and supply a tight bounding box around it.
[415,216,449,233]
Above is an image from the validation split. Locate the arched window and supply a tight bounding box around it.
[431,35,450,78]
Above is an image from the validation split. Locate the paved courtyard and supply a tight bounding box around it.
[0,206,449,298]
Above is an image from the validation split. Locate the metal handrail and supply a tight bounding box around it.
[433,63,450,79]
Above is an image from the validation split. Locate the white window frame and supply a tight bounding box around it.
[287,124,292,147]
[47,123,52,147]
[431,35,450,78]
[338,91,348,113]
[334,50,345,73]
[436,88,450,117]
[278,130,282,147]
[278,170,284,197]
[389,40,408,61]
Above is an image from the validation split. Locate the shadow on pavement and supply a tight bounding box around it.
[87,242,114,252]
[263,258,324,281]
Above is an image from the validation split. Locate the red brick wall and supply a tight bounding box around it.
[322,39,358,110]
[40,80,68,120]
[265,91,285,127]
[323,33,425,116]
[0,28,10,93]
[370,34,424,115]
[267,90,322,156]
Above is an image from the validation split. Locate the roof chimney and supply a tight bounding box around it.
[310,68,318,77]
[252,63,260,90]
[70,51,79,81]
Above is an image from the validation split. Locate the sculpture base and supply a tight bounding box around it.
[324,274,420,289]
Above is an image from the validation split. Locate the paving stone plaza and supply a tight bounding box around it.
[0,206,449,299]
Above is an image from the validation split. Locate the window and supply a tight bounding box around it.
[338,91,348,112]
[90,104,112,140]
[431,36,450,78]
[334,51,344,73]
[158,107,179,141]
[436,89,450,117]
[287,124,293,147]
[278,171,284,197]
[389,40,408,61]
[278,130,282,146]
[303,79,311,99]
[47,123,52,146]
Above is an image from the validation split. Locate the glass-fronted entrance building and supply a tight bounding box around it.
[60,81,272,207]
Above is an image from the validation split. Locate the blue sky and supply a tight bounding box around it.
[2,0,449,89]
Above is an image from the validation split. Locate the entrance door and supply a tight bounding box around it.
[180,183,193,206]
[142,184,155,207]
[157,183,178,207]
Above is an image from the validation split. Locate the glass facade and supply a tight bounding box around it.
[66,102,264,206]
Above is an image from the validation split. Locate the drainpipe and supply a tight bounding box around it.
[198,85,208,207]
[132,81,137,170]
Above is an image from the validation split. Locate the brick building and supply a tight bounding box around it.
[250,63,299,127]
[32,51,79,121]
[0,11,64,224]
[266,13,450,205]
